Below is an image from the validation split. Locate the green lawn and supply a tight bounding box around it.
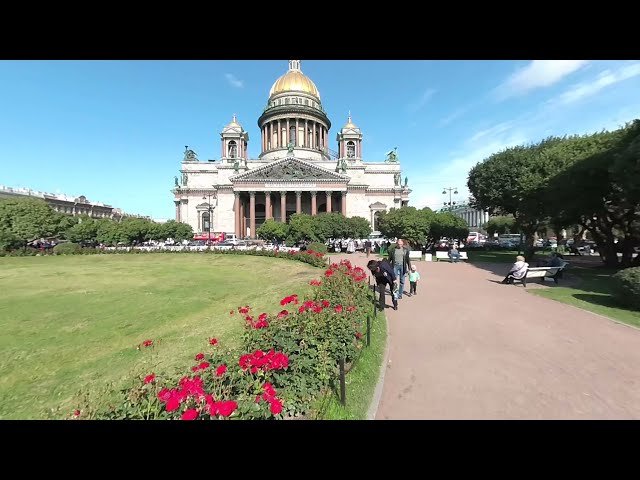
[529,267,640,328]
[0,254,320,419]
[466,250,521,263]
[311,300,387,420]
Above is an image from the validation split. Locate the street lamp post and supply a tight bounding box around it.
[442,187,459,211]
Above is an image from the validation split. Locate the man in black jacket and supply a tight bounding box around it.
[367,259,398,311]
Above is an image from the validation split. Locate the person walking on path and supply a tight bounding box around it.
[367,259,398,311]
[408,265,421,296]
[387,239,412,299]
[364,239,372,258]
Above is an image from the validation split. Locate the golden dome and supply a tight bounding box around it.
[344,112,357,129]
[227,114,240,127]
[269,60,320,100]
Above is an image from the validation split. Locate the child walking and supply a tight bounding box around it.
[408,265,421,296]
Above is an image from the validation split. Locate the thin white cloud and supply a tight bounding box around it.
[550,62,640,106]
[439,107,467,127]
[225,73,244,88]
[408,88,436,113]
[468,121,514,143]
[495,60,589,100]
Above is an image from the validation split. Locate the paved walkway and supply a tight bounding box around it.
[334,253,640,419]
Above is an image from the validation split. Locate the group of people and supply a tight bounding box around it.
[366,239,421,311]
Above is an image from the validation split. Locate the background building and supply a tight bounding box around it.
[172,60,411,238]
[0,185,149,221]
[442,201,490,230]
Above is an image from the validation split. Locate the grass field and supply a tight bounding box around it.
[0,254,320,419]
[529,267,640,328]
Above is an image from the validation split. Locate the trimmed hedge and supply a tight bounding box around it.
[307,242,328,254]
[611,267,640,311]
[53,243,81,255]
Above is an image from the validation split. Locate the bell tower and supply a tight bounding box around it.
[336,112,363,162]
[220,114,249,163]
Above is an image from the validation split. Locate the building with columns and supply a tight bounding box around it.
[172,60,410,238]
[443,202,490,230]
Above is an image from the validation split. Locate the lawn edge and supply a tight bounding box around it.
[366,310,390,420]
[528,290,640,332]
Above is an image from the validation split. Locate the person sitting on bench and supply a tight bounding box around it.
[448,245,461,263]
[501,255,529,284]
[536,252,564,268]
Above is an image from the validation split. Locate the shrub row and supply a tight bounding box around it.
[611,267,640,311]
[74,259,374,420]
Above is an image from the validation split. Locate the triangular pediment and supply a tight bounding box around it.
[369,201,387,209]
[231,156,350,182]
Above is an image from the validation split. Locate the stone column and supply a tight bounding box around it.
[341,192,347,216]
[296,118,299,146]
[280,191,287,223]
[265,191,272,220]
[221,141,225,159]
[239,198,247,238]
[261,128,265,152]
[305,119,308,147]
[249,192,256,238]
[325,191,332,213]
[174,201,180,222]
[296,191,302,214]
[277,120,281,148]
[312,122,316,149]
[286,118,290,147]
[234,193,240,235]
[311,191,317,216]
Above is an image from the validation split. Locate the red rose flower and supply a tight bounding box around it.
[270,398,283,415]
[313,306,322,313]
[216,364,227,377]
[166,397,180,412]
[218,400,238,417]
[356,332,362,339]
[144,374,155,384]
[181,409,198,420]
[321,300,330,308]
[335,305,343,313]
[73,410,80,417]
[209,338,218,345]
[191,366,198,372]
[258,313,268,321]
[158,389,172,402]
[195,353,205,361]
[142,340,153,347]
[324,269,334,276]
[198,361,210,370]
[277,310,288,318]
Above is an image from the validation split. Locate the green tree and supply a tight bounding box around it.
[66,218,98,243]
[346,216,372,239]
[485,216,516,237]
[377,207,430,246]
[313,212,349,241]
[429,212,469,243]
[174,222,194,242]
[256,219,289,242]
[288,213,318,243]
[547,120,640,267]
[0,198,60,247]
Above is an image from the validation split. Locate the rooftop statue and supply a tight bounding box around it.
[385,147,399,163]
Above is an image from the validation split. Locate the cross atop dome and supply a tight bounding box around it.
[289,60,301,71]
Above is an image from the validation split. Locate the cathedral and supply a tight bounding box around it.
[172,60,411,239]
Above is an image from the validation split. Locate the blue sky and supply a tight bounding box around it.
[1,60,639,219]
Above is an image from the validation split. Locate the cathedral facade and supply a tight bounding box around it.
[172,60,410,239]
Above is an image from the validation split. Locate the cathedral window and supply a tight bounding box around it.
[346,141,355,158]
[202,212,210,232]
[228,140,237,158]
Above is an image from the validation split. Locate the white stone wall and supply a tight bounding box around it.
[177,156,405,235]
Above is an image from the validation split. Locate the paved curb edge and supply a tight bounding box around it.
[366,311,390,420]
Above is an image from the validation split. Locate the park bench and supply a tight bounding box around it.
[435,251,469,262]
[511,262,568,287]
[409,250,423,261]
